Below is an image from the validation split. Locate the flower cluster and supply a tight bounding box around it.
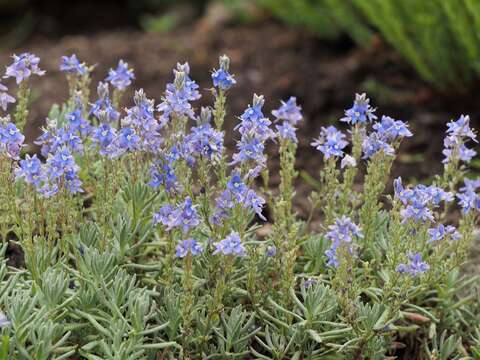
[106,60,135,91]
[90,82,120,123]
[428,224,461,242]
[0,83,15,111]
[273,96,303,143]
[4,53,45,84]
[311,125,348,159]
[396,253,429,276]
[212,55,236,90]
[211,172,266,225]
[157,63,201,125]
[213,231,246,256]
[362,115,412,159]
[154,197,200,233]
[60,54,87,75]
[0,119,24,159]
[324,216,363,267]
[442,115,477,163]
[232,94,274,176]
[183,109,224,163]
[341,93,377,124]
[176,239,204,258]
[15,147,83,196]
[394,178,453,223]
[457,178,480,213]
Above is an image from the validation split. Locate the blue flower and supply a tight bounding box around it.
[311,126,348,159]
[400,200,435,223]
[372,115,413,140]
[176,239,204,258]
[118,127,140,152]
[157,64,200,124]
[149,159,178,192]
[442,115,477,164]
[266,245,276,257]
[272,97,303,126]
[90,82,120,123]
[92,123,116,150]
[341,93,376,125]
[4,53,45,84]
[428,224,461,242]
[212,173,266,224]
[276,121,298,143]
[183,123,224,162]
[60,54,87,75]
[457,178,480,213]
[153,197,200,233]
[244,189,267,220]
[446,115,477,141]
[15,154,45,187]
[212,54,236,90]
[361,132,394,159]
[0,83,15,111]
[66,107,91,137]
[213,231,246,256]
[0,121,25,159]
[396,253,429,276]
[324,216,363,268]
[106,60,135,90]
[227,172,247,194]
[212,69,236,90]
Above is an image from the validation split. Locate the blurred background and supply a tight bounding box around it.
[1,0,480,191]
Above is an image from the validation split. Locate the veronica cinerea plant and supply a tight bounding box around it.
[0,51,478,359]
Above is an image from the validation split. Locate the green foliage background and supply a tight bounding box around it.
[260,0,480,88]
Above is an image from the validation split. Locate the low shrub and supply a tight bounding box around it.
[0,52,478,359]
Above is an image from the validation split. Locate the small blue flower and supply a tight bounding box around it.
[60,54,87,75]
[92,123,116,150]
[0,312,11,328]
[213,231,246,256]
[90,82,120,123]
[0,121,25,159]
[157,64,200,124]
[15,154,45,187]
[324,216,363,268]
[0,83,15,111]
[362,132,394,159]
[106,60,135,90]
[272,97,303,126]
[311,126,348,159]
[266,245,276,257]
[457,178,480,213]
[153,196,200,233]
[212,54,236,90]
[341,93,377,125]
[372,115,413,140]
[66,108,91,137]
[227,172,247,194]
[303,278,318,289]
[396,253,429,276]
[443,115,477,164]
[183,123,224,162]
[118,127,140,152]
[176,239,204,258]
[276,121,298,143]
[428,224,461,242]
[149,159,177,192]
[4,53,45,84]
